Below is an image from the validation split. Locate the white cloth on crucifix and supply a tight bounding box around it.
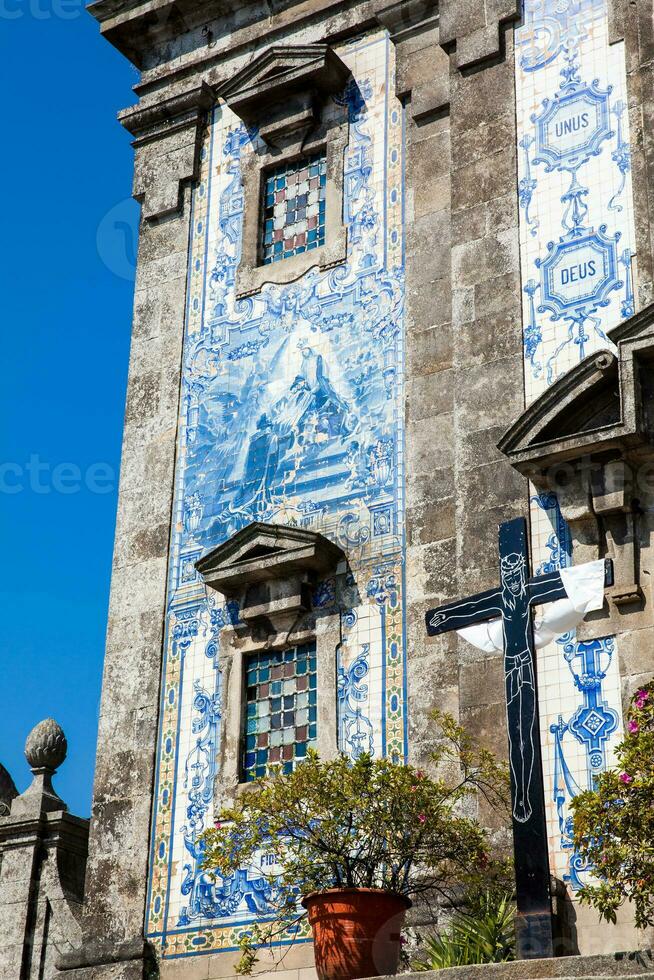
[456,560,606,654]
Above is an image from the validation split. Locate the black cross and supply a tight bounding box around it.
[425,517,613,959]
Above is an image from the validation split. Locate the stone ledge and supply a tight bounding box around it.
[55,936,155,972]
[380,951,654,979]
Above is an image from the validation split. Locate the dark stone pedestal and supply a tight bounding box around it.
[516,911,555,960]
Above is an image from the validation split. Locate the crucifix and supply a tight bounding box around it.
[425,517,613,960]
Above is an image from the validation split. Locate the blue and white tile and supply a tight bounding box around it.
[146,31,408,956]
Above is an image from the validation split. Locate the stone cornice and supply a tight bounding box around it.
[88,0,373,74]
[132,0,373,100]
[120,81,214,220]
[371,0,438,43]
[498,351,623,471]
[87,0,220,68]
[196,521,345,596]
[89,0,440,133]
[219,44,350,128]
[119,81,214,144]
[56,937,156,973]
[0,810,89,854]
[608,297,654,346]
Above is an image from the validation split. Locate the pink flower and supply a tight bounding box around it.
[628,720,640,734]
[635,689,649,708]
[418,813,426,824]
[619,772,633,785]
[214,821,223,829]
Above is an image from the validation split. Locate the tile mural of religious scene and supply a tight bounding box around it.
[515,0,635,889]
[145,31,407,959]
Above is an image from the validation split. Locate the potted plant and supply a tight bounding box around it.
[200,712,509,980]
[572,680,654,928]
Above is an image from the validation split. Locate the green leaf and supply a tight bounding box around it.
[199,713,510,974]
[413,890,516,969]
[571,680,654,928]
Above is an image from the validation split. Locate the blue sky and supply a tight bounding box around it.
[0,5,138,815]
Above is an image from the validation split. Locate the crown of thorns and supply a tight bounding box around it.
[501,552,525,573]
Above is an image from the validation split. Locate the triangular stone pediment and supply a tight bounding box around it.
[218,44,351,123]
[195,521,344,595]
[500,301,654,474]
[499,351,621,467]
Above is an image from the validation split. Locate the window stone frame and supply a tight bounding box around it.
[217,43,352,299]
[236,120,349,299]
[195,522,345,805]
[216,613,340,802]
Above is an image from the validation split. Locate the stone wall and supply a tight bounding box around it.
[400,4,527,788]
[64,186,194,968]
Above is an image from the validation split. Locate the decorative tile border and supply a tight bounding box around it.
[145,31,407,958]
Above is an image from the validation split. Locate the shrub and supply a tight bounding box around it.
[572,680,654,928]
[412,890,516,969]
[200,712,509,973]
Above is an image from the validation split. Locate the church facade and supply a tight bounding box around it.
[5,0,654,977]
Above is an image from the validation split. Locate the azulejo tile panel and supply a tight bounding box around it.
[516,0,636,398]
[515,0,630,891]
[145,31,407,959]
[529,490,622,889]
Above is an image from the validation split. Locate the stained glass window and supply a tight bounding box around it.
[261,153,327,265]
[243,643,318,782]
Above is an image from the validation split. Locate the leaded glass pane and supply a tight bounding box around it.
[243,643,318,781]
[261,154,327,265]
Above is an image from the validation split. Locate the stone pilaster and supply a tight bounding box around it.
[403,51,458,761]
[55,90,204,980]
[443,1,527,776]
[439,0,521,70]
[388,0,528,774]
[120,83,214,222]
[609,0,654,310]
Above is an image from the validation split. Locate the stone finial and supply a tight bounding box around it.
[25,718,68,773]
[10,719,68,817]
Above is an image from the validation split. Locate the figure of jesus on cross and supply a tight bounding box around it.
[426,517,612,959]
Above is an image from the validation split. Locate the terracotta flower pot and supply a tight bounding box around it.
[302,887,412,980]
